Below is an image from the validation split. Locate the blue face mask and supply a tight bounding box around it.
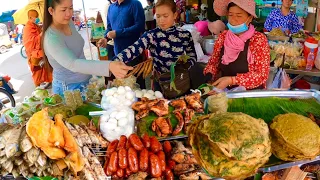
[35,18,40,24]
[227,18,250,34]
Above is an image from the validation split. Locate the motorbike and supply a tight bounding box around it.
[0,75,16,111]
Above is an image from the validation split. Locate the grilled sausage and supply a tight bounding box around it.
[116,168,124,178]
[139,148,149,171]
[129,134,144,151]
[106,139,119,157]
[142,133,150,149]
[163,141,172,154]
[118,148,128,169]
[157,151,166,172]
[150,136,162,153]
[128,147,139,173]
[108,151,118,172]
[117,135,127,150]
[164,168,174,180]
[149,154,162,178]
[167,159,176,170]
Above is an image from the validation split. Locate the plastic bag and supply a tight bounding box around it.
[280,70,291,89]
[315,48,320,70]
[268,68,291,89]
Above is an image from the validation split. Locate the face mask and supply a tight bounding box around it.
[35,18,40,24]
[227,17,250,34]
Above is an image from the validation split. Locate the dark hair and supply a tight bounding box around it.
[148,0,155,4]
[227,2,250,16]
[155,0,177,13]
[41,0,62,71]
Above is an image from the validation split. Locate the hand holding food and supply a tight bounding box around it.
[109,61,133,79]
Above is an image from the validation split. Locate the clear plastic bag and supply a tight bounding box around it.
[268,68,291,90]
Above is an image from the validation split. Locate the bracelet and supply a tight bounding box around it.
[230,77,234,85]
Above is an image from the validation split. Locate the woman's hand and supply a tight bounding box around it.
[109,61,133,79]
[97,38,107,48]
[212,76,234,90]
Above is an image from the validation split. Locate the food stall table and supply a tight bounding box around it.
[270,66,320,85]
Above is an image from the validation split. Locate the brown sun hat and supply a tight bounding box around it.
[213,0,257,18]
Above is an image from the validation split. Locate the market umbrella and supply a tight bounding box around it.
[12,0,44,25]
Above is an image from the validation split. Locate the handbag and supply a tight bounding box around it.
[155,65,190,99]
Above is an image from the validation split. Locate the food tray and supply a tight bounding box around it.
[226,90,320,173]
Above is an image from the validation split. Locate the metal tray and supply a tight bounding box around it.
[226,90,320,102]
[226,90,320,173]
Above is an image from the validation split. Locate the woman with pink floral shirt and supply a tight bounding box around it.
[204,0,270,90]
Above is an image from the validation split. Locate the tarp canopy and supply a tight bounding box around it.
[0,10,16,23]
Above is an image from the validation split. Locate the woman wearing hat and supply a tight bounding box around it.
[203,0,270,90]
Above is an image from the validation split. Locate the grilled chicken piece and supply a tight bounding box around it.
[170,99,187,111]
[152,117,172,137]
[172,153,197,164]
[132,101,148,111]
[173,141,193,154]
[185,93,203,113]
[174,164,196,175]
[172,111,185,136]
[150,100,169,117]
[135,109,150,120]
[147,99,161,108]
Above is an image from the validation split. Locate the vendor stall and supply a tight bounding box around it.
[0,73,320,180]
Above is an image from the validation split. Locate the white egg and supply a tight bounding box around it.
[125,91,134,100]
[107,122,117,130]
[101,90,106,96]
[108,118,118,125]
[110,98,119,105]
[118,96,126,103]
[118,117,129,127]
[106,96,113,103]
[114,127,123,133]
[143,93,153,99]
[142,89,147,94]
[147,90,155,96]
[100,115,109,123]
[101,103,109,110]
[117,86,126,95]
[124,99,132,106]
[111,87,118,91]
[155,91,163,98]
[106,89,116,96]
[135,91,143,98]
[124,86,132,91]
[116,111,127,120]
[119,110,129,118]
[110,112,118,118]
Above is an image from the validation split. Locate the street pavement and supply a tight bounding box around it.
[0,28,97,104]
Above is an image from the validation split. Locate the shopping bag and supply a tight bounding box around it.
[268,68,291,90]
[280,69,291,89]
[91,23,105,40]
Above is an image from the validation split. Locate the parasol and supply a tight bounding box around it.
[12,0,44,25]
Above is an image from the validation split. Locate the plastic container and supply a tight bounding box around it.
[304,37,318,61]
[306,49,315,71]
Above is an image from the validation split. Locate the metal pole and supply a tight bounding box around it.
[81,0,94,60]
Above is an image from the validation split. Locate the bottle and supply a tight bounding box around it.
[306,49,315,71]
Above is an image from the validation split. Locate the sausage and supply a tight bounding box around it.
[106,139,119,157]
[141,133,150,149]
[108,151,118,172]
[149,154,162,178]
[167,159,176,170]
[129,134,144,151]
[116,168,124,178]
[150,136,162,153]
[106,163,113,176]
[117,135,127,150]
[139,148,149,171]
[111,174,119,179]
[163,141,172,154]
[128,147,139,173]
[157,151,166,172]
[164,168,174,180]
[126,139,132,149]
[125,168,132,177]
[118,148,128,169]
[103,157,109,174]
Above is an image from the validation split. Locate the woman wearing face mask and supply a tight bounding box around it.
[264,0,302,34]
[204,0,270,90]
[111,0,197,90]
[42,0,133,96]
